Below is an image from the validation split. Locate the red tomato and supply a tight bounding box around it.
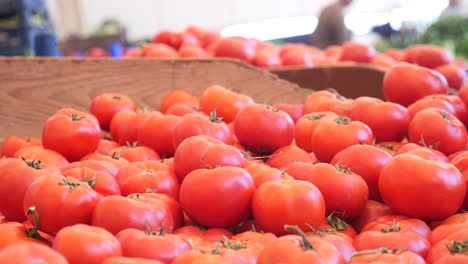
[370,53,397,69]
[362,215,431,238]
[252,180,326,235]
[42,108,101,161]
[142,192,184,229]
[429,94,468,124]
[173,112,232,148]
[165,103,200,116]
[254,50,282,68]
[350,248,425,264]
[213,37,257,63]
[13,146,69,169]
[174,225,233,245]
[199,85,254,123]
[143,43,178,58]
[426,229,468,263]
[379,154,466,220]
[103,257,164,264]
[124,48,143,58]
[331,144,392,201]
[404,44,454,69]
[303,90,353,116]
[234,104,295,155]
[311,116,374,162]
[0,158,60,221]
[180,167,254,227]
[61,159,119,177]
[82,152,129,170]
[408,108,467,156]
[111,143,160,162]
[352,200,393,232]
[384,48,405,61]
[92,194,173,235]
[117,228,190,263]
[257,225,345,263]
[96,139,121,155]
[62,167,120,197]
[451,155,468,210]
[53,224,122,264]
[294,111,338,152]
[178,44,207,58]
[23,174,100,234]
[0,221,48,249]
[435,64,466,90]
[0,135,41,157]
[281,49,315,67]
[407,96,457,118]
[173,135,245,182]
[159,90,199,114]
[273,103,303,123]
[0,242,68,264]
[138,113,181,157]
[348,97,410,142]
[115,160,179,199]
[305,229,355,262]
[339,42,376,63]
[90,93,136,130]
[245,162,293,188]
[266,146,316,169]
[383,63,449,107]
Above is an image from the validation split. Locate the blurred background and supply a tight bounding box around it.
[0,0,467,58]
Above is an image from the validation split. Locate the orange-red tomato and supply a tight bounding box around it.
[0,135,41,157]
[90,93,136,130]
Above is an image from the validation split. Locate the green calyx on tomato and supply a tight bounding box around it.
[262,104,279,112]
[24,207,44,241]
[209,109,223,123]
[68,114,86,121]
[440,111,453,124]
[59,177,81,190]
[306,114,327,122]
[353,247,408,257]
[334,162,353,174]
[380,221,401,233]
[112,95,122,100]
[284,225,316,251]
[144,225,166,236]
[446,240,468,254]
[125,141,140,148]
[306,223,341,237]
[21,157,44,170]
[327,212,349,231]
[81,171,96,188]
[221,236,247,250]
[335,116,351,125]
[419,137,440,150]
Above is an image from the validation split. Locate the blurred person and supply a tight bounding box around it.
[440,0,468,18]
[312,0,353,49]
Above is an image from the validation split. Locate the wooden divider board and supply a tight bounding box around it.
[0,57,312,137]
[271,64,386,99]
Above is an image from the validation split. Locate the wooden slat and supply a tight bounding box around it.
[0,57,312,137]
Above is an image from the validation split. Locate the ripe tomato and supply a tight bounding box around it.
[426,229,468,263]
[103,257,164,264]
[375,141,404,156]
[234,104,295,155]
[117,228,190,263]
[213,37,257,63]
[266,146,316,169]
[111,142,160,162]
[311,116,374,162]
[62,167,121,197]
[143,43,178,58]
[294,111,338,152]
[62,159,119,177]
[331,144,392,201]
[319,213,357,239]
[303,91,353,116]
[407,96,457,118]
[349,248,425,264]
[245,162,292,188]
[348,97,410,142]
[429,94,468,124]
[112,110,154,146]
[173,135,245,182]
[92,194,173,235]
[252,180,325,235]
[273,103,303,123]
[292,162,368,219]
[451,155,468,210]
[165,103,200,116]
[435,64,466,90]
[42,108,101,161]
[23,174,100,234]
[408,108,467,156]
[53,224,122,264]
[405,44,454,69]
[352,200,393,232]
[96,139,121,155]
[171,246,246,263]
[254,50,282,68]
[90,93,136,130]
[354,221,430,257]
[280,49,315,67]
[178,44,207,58]
[138,113,181,157]
[339,42,376,63]
[361,215,431,238]
[173,112,232,148]
[115,160,179,199]
[142,192,184,229]
[174,225,233,245]
[199,85,254,123]
[405,147,449,162]
[0,135,41,157]
[180,167,254,227]
[305,228,355,262]
[0,221,48,250]
[0,242,68,264]
[159,90,199,114]
[383,63,449,107]
[257,225,345,264]
[82,152,129,170]
[370,53,397,69]
[379,154,465,220]
[384,48,405,61]
[14,146,69,169]
[0,158,60,221]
